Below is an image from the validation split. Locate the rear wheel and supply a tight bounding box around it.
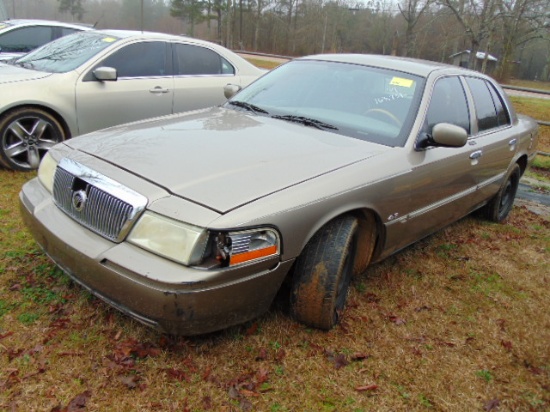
[481,163,521,222]
[0,108,65,171]
[290,215,359,330]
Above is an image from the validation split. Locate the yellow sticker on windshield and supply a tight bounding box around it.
[390,77,414,88]
[102,37,117,43]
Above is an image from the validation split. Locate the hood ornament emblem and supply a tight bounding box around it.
[72,190,87,212]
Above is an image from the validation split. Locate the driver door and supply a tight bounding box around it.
[75,41,174,135]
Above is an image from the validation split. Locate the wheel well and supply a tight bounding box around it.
[3,105,71,139]
[516,155,528,176]
[284,208,384,285]
[351,209,384,275]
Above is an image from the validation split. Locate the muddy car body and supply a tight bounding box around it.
[20,54,539,335]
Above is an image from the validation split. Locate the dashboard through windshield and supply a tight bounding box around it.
[227,60,426,147]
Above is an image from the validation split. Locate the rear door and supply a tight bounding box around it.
[75,41,174,135]
[171,43,238,113]
[462,77,516,202]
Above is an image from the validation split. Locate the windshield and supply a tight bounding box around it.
[226,60,425,147]
[13,31,120,73]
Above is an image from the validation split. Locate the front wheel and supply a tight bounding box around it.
[290,215,359,330]
[0,108,66,171]
[481,163,521,222]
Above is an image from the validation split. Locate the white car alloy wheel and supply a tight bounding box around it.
[0,107,65,171]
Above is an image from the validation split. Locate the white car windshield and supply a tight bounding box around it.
[227,60,426,147]
[12,31,120,73]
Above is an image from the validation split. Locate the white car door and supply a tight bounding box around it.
[171,43,238,113]
[75,41,174,135]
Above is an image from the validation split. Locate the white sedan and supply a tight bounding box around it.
[0,29,264,170]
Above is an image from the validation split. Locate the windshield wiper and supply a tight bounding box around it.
[228,100,269,114]
[13,61,34,69]
[271,115,338,130]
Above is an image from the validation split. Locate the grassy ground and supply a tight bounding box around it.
[1,77,549,412]
[508,79,550,92]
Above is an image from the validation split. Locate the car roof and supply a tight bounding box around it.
[298,53,481,78]
[0,19,92,30]
[87,29,226,49]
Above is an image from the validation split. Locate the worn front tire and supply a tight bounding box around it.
[481,163,521,222]
[0,107,65,171]
[290,215,359,330]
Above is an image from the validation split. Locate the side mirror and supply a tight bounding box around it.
[224,83,241,99]
[416,123,468,149]
[93,66,117,81]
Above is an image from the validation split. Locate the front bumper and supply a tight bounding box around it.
[20,178,293,335]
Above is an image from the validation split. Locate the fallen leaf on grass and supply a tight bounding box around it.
[228,386,240,400]
[484,398,500,411]
[334,354,349,369]
[118,374,140,389]
[245,322,259,336]
[163,368,190,382]
[388,315,406,325]
[1,369,20,389]
[351,353,370,361]
[255,347,268,361]
[51,390,92,411]
[501,340,513,351]
[0,331,14,340]
[202,396,213,410]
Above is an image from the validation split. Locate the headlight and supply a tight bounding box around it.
[215,228,280,267]
[128,211,280,268]
[37,152,58,193]
[128,211,208,266]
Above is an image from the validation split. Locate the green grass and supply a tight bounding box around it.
[509,96,550,122]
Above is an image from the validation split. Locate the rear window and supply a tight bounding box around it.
[465,77,510,132]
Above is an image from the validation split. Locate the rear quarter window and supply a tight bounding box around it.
[465,77,509,132]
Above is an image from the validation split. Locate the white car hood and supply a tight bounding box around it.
[66,108,387,213]
[0,63,52,83]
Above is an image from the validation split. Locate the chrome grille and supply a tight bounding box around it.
[52,158,147,242]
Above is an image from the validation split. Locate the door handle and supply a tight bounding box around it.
[469,150,483,160]
[149,86,169,94]
[508,138,517,146]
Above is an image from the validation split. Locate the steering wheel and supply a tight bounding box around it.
[365,108,402,128]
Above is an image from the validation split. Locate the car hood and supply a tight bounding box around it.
[0,63,52,82]
[66,107,387,213]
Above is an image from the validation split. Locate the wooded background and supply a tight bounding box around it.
[3,0,550,81]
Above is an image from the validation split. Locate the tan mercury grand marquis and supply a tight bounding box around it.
[20,55,539,335]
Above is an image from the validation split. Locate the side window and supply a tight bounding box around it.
[99,41,168,78]
[487,82,510,127]
[0,26,53,52]
[174,43,235,75]
[425,76,470,134]
[465,77,505,132]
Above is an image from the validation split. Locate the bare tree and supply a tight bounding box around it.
[494,0,550,81]
[58,0,86,21]
[439,0,499,69]
[398,0,432,57]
